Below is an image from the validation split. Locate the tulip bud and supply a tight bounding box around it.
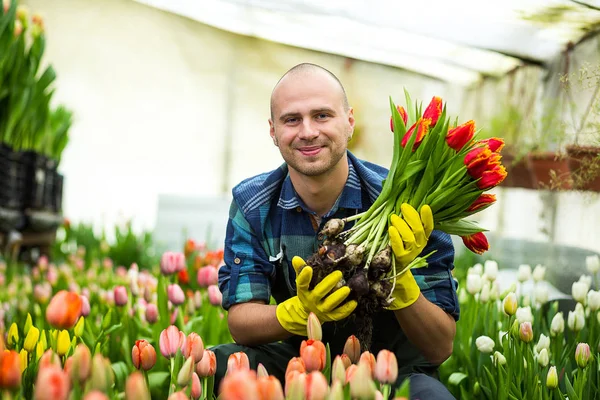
[24,326,40,352]
[160,252,186,275]
[575,343,591,369]
[466,274,483,295]
[74,317,85,338]
[306,371,329,399]
[572,281,588,303]
[177,355,195,386]
[33,364,70,400]
[89,353,114,392]
[190,372,202,400]
[479,282,490,303]
[306,312,322,341]
[300,339,327,372]
[24,313,32,335]
[159,325,185,359]
[285,357,306,383]
[145,304,158,324]
[328,380,344,400]
[181,332,204,363]
[588,290,600,312]
[546,366,558,389]
[446,120,475,151]
[568,310,585,332]
[537,348,549,367]
[168,284,185,305]
[70,343,92,384]
[7,322,19,348]
[475,336,494,353]
[285,370,306,399]
[423,96,442,127]
[47,291,83,330]
[132,340,157,371]
[227,352,250,374]
[126,371,150,400]
[343,335,361,364]
[493,351,506,366]
[331,356,347,384]
[57,330,71,356]
[196,350,217,377]
[19,349,27,373]
[550,312,564,336]
[517,265,531,282]
[532,264,546,282]
[586,255,600,274]
[349,362,377,399]
[516,306,533,324]
[519,322,533,343]
[359,351,376,377]
[535,334,550,353]
[374,350,398,384]
[502,292,517,316]
[256,363,269,378]
[207,285,222,306]
[39,349,61,369]
[461,233,489,255]
[114,286,128,307]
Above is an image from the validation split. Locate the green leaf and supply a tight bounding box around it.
[111,361,129,387]
[157,275,170,331]
[394,377,410,398]
[148,371,170,391]
[565,374,578,400]
[447,372,468,386]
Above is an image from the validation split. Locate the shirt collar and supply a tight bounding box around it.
[276,156,363,215]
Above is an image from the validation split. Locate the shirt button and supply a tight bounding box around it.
[234,257,241,264]
[296,206,302,212]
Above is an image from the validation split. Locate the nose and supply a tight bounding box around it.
[298,119,319,141]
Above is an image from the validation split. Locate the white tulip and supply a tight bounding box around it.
[479,282,490,303]
[494,351,507,366]
[587,290,600,312]
[458,288,469,304]
[476,336,495,353]
[467,274,483,295]
[484,260,498,281]
[516,306,534,324]
[517,264,532,282]
[586,255,600,274]
[568,310,585,332]
[534,285,549,305]
[537,348,549,367]
[575,301,585,316]
[578,275,592,291]
[572,282,588,303]
[469,263,483,276]
[490,281,500,301]
[498,330,507,345]
[532,265,546,282]
[535,333,550,353]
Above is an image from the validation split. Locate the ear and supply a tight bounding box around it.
[269,119,278,146]
[348,107,356,139]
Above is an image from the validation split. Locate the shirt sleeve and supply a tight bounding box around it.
[412,230,461,321]
[218,199,276,310]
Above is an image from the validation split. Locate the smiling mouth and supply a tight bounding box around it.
[298,147,322,156]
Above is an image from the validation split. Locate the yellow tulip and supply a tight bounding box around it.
[36,341,45,361]
[19,349,28,373]
[8,322,19,348]
[24,326,40,352]
[57,330,71,356]
[74,317,85,338]
[24,313,33,335]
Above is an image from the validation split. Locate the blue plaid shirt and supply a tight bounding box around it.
[218,151,460,321]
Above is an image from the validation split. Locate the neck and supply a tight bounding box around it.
[289,154,349,217]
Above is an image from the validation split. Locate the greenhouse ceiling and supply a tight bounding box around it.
[136,0,600,85]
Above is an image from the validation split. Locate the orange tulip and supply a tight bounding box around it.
[390,105,408,132]
[227,351,250,374]
[374,350,398,384]
[343,335,361,364]
[196,349,217,377]
[219,369,259,400]
[401,117,430,151]
[467,194,496,212]
[46,290,83,329]
[184,239,196,257]
[34,365,70,400]
[461,232,489,255]
[305,371,329,400]
[257,375,284,400]
[285,357,306,382]
[446,120,475,151]
[0,350,21,390]
[300,339,326,372]
[132,340,157,371]
[423,96,443,127]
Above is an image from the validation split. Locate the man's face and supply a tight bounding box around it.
[269,71,355,178]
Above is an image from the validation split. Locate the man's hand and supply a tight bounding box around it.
[386,203,434,310]
[276,257,357,336]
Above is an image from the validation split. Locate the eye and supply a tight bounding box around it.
[285,117,299,124]
[316,113,330,120]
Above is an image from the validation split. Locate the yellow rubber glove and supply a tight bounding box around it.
[276,257,357,336]
[386,203,434,310]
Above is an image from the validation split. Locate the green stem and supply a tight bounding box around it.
[344,213,380,245]
[363,203,393,269]
[342,210,368,223]
[169,357,175,396]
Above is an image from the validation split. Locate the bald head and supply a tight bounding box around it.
[270,63,350,121]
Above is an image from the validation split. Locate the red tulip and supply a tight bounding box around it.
[461,232,489,255]
[423,96,443,127]
[446,120,475,151]
[401,117,430,150]
[46,290,83,329]
[467,194,496,212]
[390,105,408,132]
[132,340,157,370]
[479,137,504,153]
[477,166,507,189]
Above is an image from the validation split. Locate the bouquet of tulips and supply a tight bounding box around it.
[302,90,507,346]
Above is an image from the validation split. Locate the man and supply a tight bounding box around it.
[214,63,459,399]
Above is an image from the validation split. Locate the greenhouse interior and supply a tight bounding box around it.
[1,0,600,398]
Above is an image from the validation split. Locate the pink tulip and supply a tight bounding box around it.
[191,372,202,400]
[83,391,110,400]
[34,365,70,400]
[181,332,204,362]
[197,266,218,287]
[196,350,217,377]
[168,392,189,400]
[576,343,591,368]
[374,350,398,384]
[219,369,259,400]
[306,371,329,400]
[33,283,52,304]
[170,308,179,325]
[80,295,91,317]
[207,285,223,306]
[159,326,185,359]
[227,352,250,374]
[160,252,186,275]
[359,351,376,377]
[145,304,158,324]
[168,284,185,305]
[114,286,128,307]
